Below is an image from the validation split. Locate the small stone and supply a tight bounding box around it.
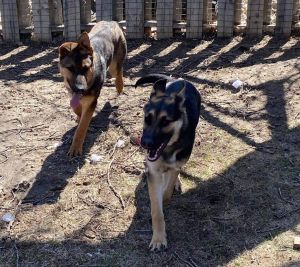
[90,154,103,165]
[2,213,15,223]
[116,139,125,148]
[293,236,300,250]
[85,230,96,239]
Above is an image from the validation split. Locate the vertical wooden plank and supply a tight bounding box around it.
[263,0,272,25]
[0,0,20,43]
[125,0,144,38]
[174,0,182,22]
[186,0,203,38]
[144,0,152,20]
[156,0,173,39]
[32,0,51,42]
[49,0,63,26]
[203,0,212,24]
[234,0,242,25]
[80,0,91,24]
[292,0,299,24]
[217,0,234,37]
[17,0,32,29]
[247,0,264,36]
[63,0,81,40]
[96,0,113,21]
[276,0,294,36]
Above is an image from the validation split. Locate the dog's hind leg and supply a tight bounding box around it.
[147,171,167,251]
[108,61,124,94]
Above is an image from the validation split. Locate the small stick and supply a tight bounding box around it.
[14,242,19,267]
[278,187,297,206]
[106,157,125,210]
[0,152,8,164]
[173,252,195,267]
[256,226,281,233]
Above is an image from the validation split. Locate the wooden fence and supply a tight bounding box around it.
[0,0,299,43]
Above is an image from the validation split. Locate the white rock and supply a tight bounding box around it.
[116,139,125,148]
[232,79,243,89]
[2,213,15,223]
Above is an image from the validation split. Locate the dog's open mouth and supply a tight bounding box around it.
[70,93,82,110]
[147,142,167,162]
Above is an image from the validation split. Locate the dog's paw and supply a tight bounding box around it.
[149,233,167,252]
[68,143,83,157]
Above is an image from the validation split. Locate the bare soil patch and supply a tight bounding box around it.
[0,36,300,267]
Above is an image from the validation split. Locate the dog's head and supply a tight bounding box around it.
[58,32,94,108]
[141,79,187,162]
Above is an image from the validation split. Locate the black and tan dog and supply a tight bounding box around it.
[59,21,127,157]
[135,74,201,251]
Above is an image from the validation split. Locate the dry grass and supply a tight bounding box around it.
[0,36,300,266]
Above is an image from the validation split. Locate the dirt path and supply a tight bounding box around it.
[0,36,299,266]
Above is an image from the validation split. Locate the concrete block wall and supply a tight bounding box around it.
[63,0,81,41]
[217,0,234,37]
[156,0,173,38]
[96,0,113,21]
[247,0,264,36]
[276,0,294,36]
[186,0,203,38]
[126,0,144,38]
[0,0,300,42]
[32,0,51,42]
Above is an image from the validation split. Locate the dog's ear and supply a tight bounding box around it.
[59,42,77,60]
[169,80,186,107]
[152,79,167,97]
[78,32,92,54]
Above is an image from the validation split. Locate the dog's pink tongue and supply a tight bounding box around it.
[70,94,81,109]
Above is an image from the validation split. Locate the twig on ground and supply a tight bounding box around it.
[14,242,19,267]
[189,258,200,267]
[106,157,125,210]
[256,226,281,234]
[173,252,195,267]
[277,187,297,206]
[275,206,300,219]
[0,152,8,164]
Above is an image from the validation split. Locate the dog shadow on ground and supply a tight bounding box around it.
[22,102,116,205]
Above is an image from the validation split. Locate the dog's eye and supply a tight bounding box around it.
[145,114,152,125]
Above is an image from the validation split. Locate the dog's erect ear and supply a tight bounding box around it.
[59,42,78,59]
[78,32,92,52]
[153,79,167,97]
[168,79,186,107]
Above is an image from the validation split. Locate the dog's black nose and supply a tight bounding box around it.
[141,136,154,149]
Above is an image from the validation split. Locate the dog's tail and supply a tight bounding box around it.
[135,74,173,88]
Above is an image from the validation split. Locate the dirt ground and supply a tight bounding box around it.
[0,35,300,267]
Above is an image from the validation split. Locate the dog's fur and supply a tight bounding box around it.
[59,21,127,156]
[135,74,201,251]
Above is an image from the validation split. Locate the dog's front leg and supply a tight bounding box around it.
[148,171,167,251]
[68,96,96,157]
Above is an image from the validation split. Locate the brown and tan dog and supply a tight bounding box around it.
[59,21,127,157]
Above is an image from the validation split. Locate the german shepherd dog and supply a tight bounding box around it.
[135,74,201,251]
[59,21,127,157]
